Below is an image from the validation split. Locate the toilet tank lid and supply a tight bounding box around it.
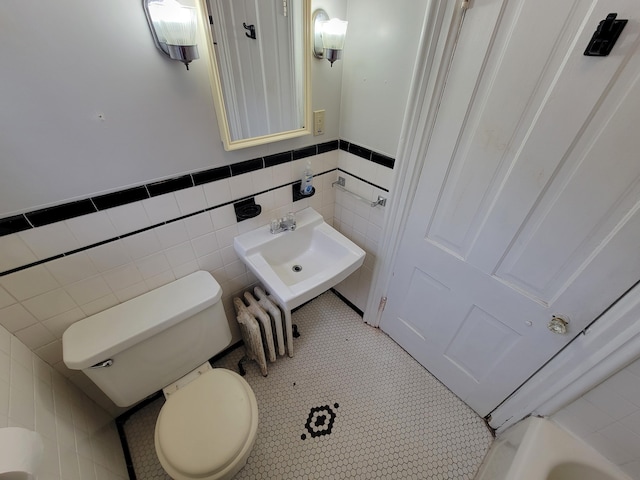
[62,271,222,370]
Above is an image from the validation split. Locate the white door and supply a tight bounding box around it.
[380,0,640,417]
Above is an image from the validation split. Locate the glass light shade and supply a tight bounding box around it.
[147,0,197,46]
[320,19,348,50]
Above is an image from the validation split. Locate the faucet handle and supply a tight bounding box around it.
[270,218,280,233]
[286,212,295,223]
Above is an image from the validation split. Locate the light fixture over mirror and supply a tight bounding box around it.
[312,9,348,67]
[202,0,312,150]
[144,0,200,70]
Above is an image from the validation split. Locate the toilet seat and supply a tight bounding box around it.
[154,368,259,480]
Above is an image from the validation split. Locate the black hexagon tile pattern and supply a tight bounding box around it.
[122,291,493,479]
[302,403,339,440]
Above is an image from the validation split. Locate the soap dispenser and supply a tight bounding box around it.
[300,161,314,196]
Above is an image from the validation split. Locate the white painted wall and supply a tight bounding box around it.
[339,0,429,157]
[310,0,347,129]
[0,0,343,217]
[0,0,408,410]
[332,0,429,310]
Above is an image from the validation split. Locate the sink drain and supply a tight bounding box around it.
[292,265,303,272]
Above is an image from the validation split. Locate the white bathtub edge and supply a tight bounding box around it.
[475,417,632,480]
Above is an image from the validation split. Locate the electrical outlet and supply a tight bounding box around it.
[313,109,325,136]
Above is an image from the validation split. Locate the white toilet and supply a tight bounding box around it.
[62,271,258,480]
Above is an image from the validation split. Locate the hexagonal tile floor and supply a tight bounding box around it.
[121,291,493,479]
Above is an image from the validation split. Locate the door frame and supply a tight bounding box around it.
[363,0,466,327]
[365,0,640,427]
[489,281,640,432]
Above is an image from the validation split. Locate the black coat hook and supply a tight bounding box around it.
[243,23,256,40]
[584,13,627,56]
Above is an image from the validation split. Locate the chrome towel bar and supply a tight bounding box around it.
[332,176,387,207]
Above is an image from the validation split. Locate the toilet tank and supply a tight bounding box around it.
[62,271,232,407]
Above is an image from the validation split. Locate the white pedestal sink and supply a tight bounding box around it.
[234,207,365,355]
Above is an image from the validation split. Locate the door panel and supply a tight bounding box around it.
[381,0,640,416]
[428,0,583,259]
[444,306,520,383]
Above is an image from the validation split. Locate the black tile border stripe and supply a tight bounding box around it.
[0,169,344,277]
[0,168,389,278]
[348,143,373,162]
[147,175,194,197]
[26,199,98,227]
[293,145,317,160]
[318,140,339,154]
[264,151,293,167]
[92,186,150,211]
[339,139,395,169]
[230,157,264,176]
[0,214,32,236]
[371,152,395,169]
[192,165,232,185]
[337,168,390,193]
[0,139,393,270]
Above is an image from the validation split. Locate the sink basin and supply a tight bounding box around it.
[234,207,365,310]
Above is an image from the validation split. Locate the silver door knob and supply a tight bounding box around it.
[548,315,569,334]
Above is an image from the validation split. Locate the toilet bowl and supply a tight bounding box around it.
[155,365,258,480]
[62,271,258,480]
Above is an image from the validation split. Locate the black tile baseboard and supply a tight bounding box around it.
[0,140,392,239]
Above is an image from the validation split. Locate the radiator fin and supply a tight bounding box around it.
[234,286,286,376]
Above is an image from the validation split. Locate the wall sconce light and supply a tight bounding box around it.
[143,0,199,70]
[312,9,348,67]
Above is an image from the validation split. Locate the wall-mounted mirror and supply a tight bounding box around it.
[198,0,311,151]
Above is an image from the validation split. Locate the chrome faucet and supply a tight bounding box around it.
[270,212,296,234]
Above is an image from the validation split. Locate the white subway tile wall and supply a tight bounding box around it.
[552,357,640,478]
[0,324,127,480]
[0,234,38,272]
[333,150,390,311]
[65,211,119,248]
[0,150,341,412]
[18,223,81,261]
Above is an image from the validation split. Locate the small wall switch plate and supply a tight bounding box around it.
[313,109,325,136]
